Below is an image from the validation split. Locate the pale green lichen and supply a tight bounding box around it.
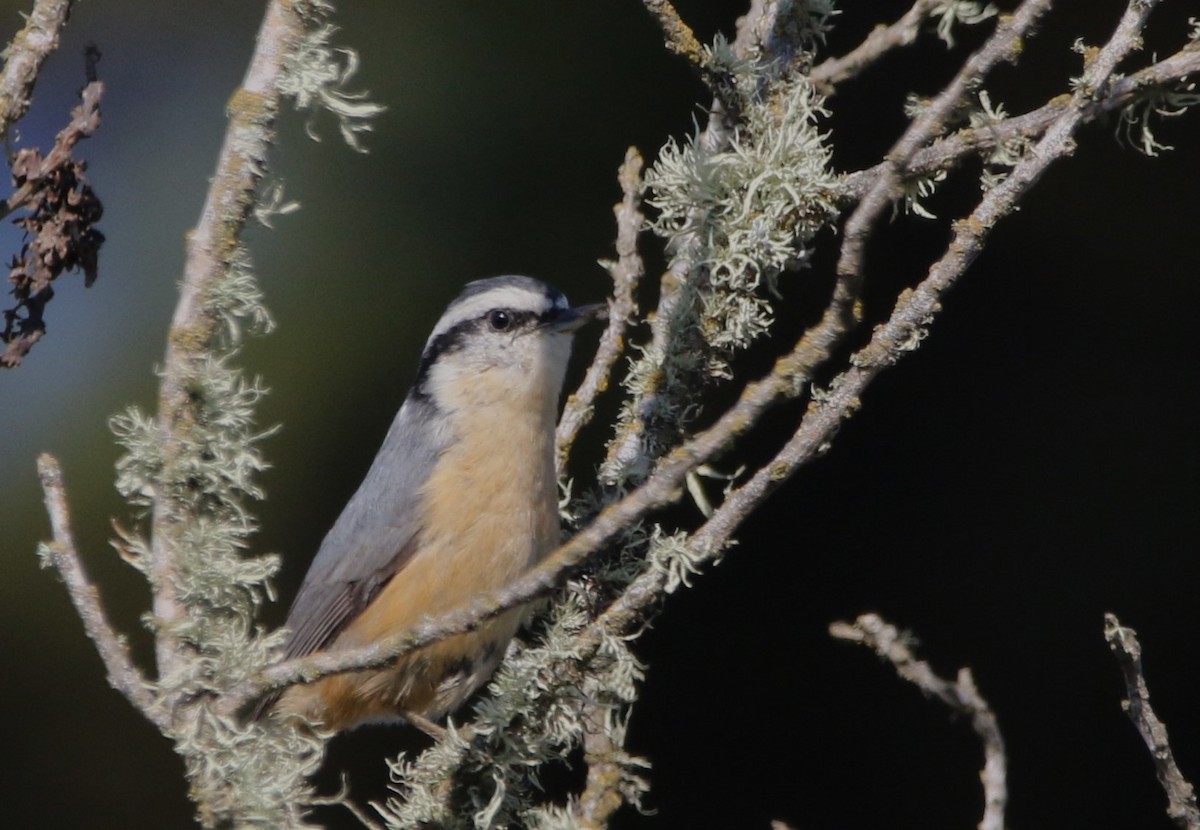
[110,240,315,827]
[278,15,385,152]
[931,1,998,48]
[1117,81,1200,156]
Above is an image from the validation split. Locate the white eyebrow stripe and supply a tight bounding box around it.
[430,286,554,340]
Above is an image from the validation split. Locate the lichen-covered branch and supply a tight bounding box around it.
[603,1,837,486]
[147,0,305,680]
[35,1,380,827]
[831,614,1008,830]
[1105,614,1200,830]
[0,0,75,136]
[640,0,706,72]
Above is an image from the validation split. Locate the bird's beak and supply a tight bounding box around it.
[546,302,608,333]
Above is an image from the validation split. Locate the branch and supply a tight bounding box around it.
[148,0,304,680]
[1105,614,1200,830]
[576,702,626,830]
[842,32,1200,202]
[809,0,943,94]
[0,0,75,136]
[835,0,1051,324]
[2,77,104,368]
[604,0,810,480]
[228,280,868,707]
[640,0,706,73]
[36,454,168,730]
[831,613,1008,830]
[557,147,644,478]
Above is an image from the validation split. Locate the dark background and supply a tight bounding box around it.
[1,2,1197,828]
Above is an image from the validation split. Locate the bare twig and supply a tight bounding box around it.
[810,0,943,94]
[36,454,168,730]
[1105,614,1200,830]
[0,0,75,136]
[304,774,387,830]
[831,614,1007,830]
[148,0,304,680]
[557,146,644,477]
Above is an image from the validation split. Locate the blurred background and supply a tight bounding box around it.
[1,1,1198,828]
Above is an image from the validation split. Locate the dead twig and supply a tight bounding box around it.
[831,614,1008,830]
[1105,614,1200,830]
[36,454,167,729]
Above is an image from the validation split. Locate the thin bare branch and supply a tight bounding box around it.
[557,146,645,478]
[810,0,942,94]
[36,454,168,730]
[1105,614,1200,830]
[0,0,75,135]
[149,0,304,680]
[831,613,1007,830]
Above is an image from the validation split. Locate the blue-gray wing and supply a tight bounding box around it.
[279,393,451,661]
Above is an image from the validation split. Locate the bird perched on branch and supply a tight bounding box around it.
[261,276,604,731]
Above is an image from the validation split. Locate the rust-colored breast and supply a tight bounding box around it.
[277,382,560,731]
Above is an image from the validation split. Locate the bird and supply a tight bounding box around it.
[262,276,604,732]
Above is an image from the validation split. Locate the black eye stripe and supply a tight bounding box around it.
[413,308,545,394]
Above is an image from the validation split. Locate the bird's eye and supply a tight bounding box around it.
[487,310,513,331]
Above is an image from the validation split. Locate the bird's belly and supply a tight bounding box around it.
[280,497,556,729]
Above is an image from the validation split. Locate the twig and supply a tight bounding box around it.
[576,702,625,830]
[604,0,800,480]
[148,0,304,680]
[36,454,168,730]
[1,80,103,221]
[557,146,644,478]
[2,78,104,368]
[1105,614,1200,830]
[304,773,387,830]
[227,281,863,707]
[640,0,706,73]
[0,0,75,136]
[835,0,1051,327]
[810,0,943,94]
[841,24,1200,203]
[831,614,1007,830]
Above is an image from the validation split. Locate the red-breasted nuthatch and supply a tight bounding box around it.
[265,276,603,731]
